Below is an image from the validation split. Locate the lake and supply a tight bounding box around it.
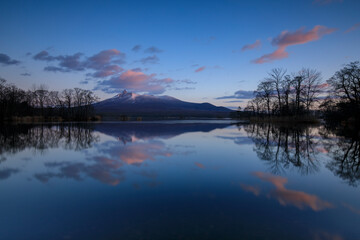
[0,121,359,240]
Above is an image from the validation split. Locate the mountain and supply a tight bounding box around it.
[94,90,232,119]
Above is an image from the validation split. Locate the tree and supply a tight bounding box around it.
[300,68,322,112]
[328,61,360,105]
[327,61,360,121]
[255,80,274,115]
[267,68,286,114]
[281,75,292,114]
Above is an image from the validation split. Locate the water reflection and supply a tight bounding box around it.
[320,126,360,187]
[0,122,230,186]
[243,123,321,175]
[0,122,360,239]
[242,172,333,211]
[0,123,99,155]
[242,123,360,186]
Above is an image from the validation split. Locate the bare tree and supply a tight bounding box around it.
[301,68,322,112]
[255,80,274,115]
[267,68,286,114]
[328,61,360,105]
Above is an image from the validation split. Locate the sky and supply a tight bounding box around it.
[0,0,359,108]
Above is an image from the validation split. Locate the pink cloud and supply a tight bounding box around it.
[254,25,336,64]
[345,22,360,33]
[98,69,174,94]
[242,39,261,51]
[92,65,124,78]
[195,66,206,73]
[87,49,125,69]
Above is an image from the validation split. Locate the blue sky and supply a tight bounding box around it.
[0,0,359,108]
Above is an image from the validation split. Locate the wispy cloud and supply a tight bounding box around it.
[242,40,261,51]
[345,22,360,33]
[216,90,254,100]
[254,25,336,64]
[132,45,141,52]
[144,46,163,53]
[0,53,21,66]
[195,66,206,73]
[140,55,159,64]
[20,73,31,76]
[33,49,125,77]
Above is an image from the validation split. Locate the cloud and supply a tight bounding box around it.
[254,172,333,211]
[0,53,21,66]
[195,66,206,72]
[44,66,69,72]
[345,22,360,33]
[33,50,58,61]
[21,73,31,76]
[96,69,174,94]
[34,49,125,77]
[35,51,85,71]
[242,40,261,51]
[254,25,336,64]
[90,65,124,78]
[216,90,254,100]
[86,49,125,69]
[132,45,141,52]
[313,0,343,5]
[144,46,163,53]
[225,100,243,103]
[176,79,197,84]
[172,87,196,91]
[140,55,159,64]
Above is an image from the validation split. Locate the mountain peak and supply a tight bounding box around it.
[114,90,139,99]
[116,90,130,97]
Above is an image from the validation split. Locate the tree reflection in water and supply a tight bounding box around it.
[320,126,360,187]
[0,123,99,157]
[243,123,360,186]
[244,123,320,175]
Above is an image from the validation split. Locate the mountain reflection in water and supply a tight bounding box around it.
[0,122,359,240]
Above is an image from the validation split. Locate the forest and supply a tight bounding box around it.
[243,61,360,125]
[0,79,99,122]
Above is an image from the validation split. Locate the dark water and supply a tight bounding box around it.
[0,121,359,240]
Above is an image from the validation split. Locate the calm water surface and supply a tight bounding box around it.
[0,121,359,240]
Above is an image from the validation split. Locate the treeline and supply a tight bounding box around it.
[244,61,360,124]
[245,68,322,116]
[0,79,99,122]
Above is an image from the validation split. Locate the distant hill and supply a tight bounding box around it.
[93,90,232,119]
